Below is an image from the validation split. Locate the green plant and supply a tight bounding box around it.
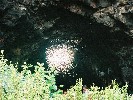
[87,80,132,100]
[0,50,61,100]
[64,78,82,100]
[0,50,132,100]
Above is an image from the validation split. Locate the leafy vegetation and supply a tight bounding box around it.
[0,50,132,100]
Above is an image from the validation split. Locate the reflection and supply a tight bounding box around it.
[45,40,77,73]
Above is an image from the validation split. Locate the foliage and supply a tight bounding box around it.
[87,81,132,100]
[0,50,59,99]
[0,50,132,100]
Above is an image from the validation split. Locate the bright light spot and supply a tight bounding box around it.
[45,44,75,73]
[19,5,27,10]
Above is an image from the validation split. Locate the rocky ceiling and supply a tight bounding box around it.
[0,0,133,91]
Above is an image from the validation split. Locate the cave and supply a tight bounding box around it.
[0,0,133,93]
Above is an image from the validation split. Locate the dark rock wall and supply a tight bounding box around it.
[0,0,133,92]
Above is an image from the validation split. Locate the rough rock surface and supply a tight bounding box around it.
[0,0,133,92]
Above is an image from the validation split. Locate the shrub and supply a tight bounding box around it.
[87,81,132,100]
[0,50,59,99]
[0,50,132,100]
